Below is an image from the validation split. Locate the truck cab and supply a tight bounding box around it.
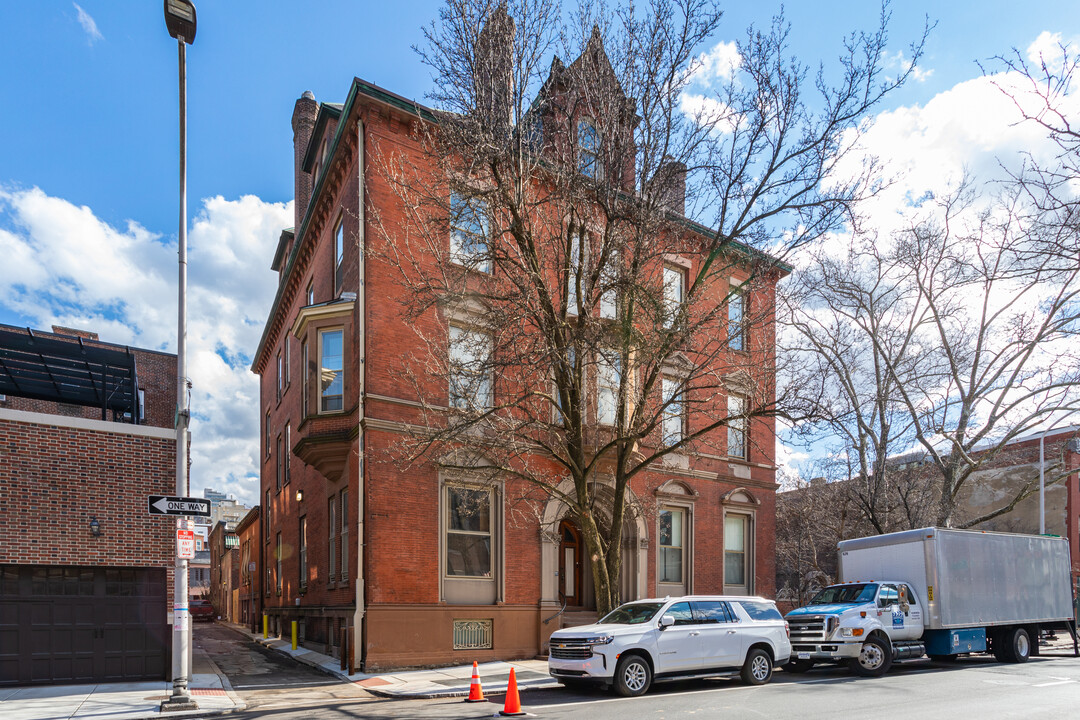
[785,581,925,676]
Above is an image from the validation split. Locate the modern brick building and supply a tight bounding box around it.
[0,324,177,686]
[252,36,785,671]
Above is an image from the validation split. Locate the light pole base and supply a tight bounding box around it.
[160,697,200,712]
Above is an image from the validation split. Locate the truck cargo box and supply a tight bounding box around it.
[838,527,1073,630]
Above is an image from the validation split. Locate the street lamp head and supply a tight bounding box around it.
[164,0,197,44]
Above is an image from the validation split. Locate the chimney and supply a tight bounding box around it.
[656,159,687,216]
[292,91,319,230]
[474,3,515,134]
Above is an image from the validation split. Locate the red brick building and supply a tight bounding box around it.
[252,44,784,670]
[235,506,262,632]
[0,324,177,686]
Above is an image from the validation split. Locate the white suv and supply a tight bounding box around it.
[548,596,791,696]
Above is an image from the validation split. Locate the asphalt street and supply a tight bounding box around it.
[197,624,1080,719]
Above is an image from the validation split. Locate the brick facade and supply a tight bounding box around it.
[252,73,782,670]
[0,325,178,684]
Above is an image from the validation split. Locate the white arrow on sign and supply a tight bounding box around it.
[151,497,209,515]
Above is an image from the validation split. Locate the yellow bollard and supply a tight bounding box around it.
[263,614,268,639]
[291,620,298,650]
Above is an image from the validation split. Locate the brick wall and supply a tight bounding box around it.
[0,412,176,602]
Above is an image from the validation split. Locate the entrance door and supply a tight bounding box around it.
[558,520,583,607]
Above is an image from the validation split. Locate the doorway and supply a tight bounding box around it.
[558,520,583,607]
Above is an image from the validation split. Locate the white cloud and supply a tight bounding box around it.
[73,3,103,45]
[691,40,741,87]
[881,49,933,83]
[0,187,291,505]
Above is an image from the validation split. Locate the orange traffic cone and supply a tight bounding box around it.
[465,661,486,703]
[499,667,526,716]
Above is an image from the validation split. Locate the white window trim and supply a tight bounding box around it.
[662,376,686,446]
[449,192,492,273]
[663,264,686,329]
[439,474,503,605]
[448,324,493,411]
[318,327,345,414]
[728,393,747,459]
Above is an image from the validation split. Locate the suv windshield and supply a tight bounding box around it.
[598,602,664,625]
[810,584,878,605]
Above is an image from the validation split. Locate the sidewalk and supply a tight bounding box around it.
[221,621,561,699]
[0,649,245,720]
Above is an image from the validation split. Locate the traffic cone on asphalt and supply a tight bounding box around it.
[465,661,486,703]
[499,667,527,717]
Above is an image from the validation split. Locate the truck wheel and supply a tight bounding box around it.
[784,659,815,674]
[1003,628,1031,664]
[613,654,652,697]
[847,636,892,677]
[741,648,774,685]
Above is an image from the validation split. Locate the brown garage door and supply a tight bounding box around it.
[0,565,168,686]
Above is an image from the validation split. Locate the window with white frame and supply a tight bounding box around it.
[450,193,491,272]
[659,507,685,584]
[319,329,344,412]
[445,485,493,578]
[567,227,586,316]
[728,393,746,458]
[728,285,745,351]
[276,351,283,402]
[662,376,685,446]
[597,350,620,426]
[306,280,315,306]
[663,265,685,328]
[449,326,492,410]
[285,338,291,387]
[600,248,618,319]
[724,513,749,588]
[284,423,291,486]
[334,219,345,294]
[578,118,600,179]
[264,411,271,456]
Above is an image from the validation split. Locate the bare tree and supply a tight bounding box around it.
[369,0,922,614]
[786,181,1080,529]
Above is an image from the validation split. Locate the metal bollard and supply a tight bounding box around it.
[291,620,298,650]
[263,614,268,639]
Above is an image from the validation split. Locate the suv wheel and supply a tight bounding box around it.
[847,636,892,677]
[741,648,773,685]
[613,654,652,697]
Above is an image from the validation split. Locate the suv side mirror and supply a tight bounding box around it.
[659,614,675,630]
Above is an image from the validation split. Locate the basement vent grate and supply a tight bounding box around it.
[453,619,493,650]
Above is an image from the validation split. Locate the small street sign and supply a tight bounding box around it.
[177,529,195,559]
[148,495,211,517]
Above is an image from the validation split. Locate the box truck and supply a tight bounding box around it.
[784,528,1078,676]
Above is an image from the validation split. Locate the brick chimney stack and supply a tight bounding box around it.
[292,91,319,231]
[656,159,687,216]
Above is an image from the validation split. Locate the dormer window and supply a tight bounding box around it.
[578,118,601,179]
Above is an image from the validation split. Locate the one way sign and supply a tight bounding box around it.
[147,495,211,517]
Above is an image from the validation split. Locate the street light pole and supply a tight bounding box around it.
[163,1,197,711]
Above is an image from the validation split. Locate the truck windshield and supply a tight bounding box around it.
[598,602,664,625]
[810,584,878,604]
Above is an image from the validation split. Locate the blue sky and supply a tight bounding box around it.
[0,1,1077,503]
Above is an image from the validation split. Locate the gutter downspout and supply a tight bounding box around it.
[354,116,367,672]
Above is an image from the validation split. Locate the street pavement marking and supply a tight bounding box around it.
[233,680,342,688]
[1031,680,1076,687]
